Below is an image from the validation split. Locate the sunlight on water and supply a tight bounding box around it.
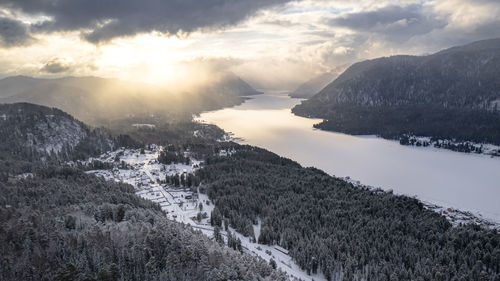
[199,93,500,223]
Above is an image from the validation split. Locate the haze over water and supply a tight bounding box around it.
[199,93,500,223]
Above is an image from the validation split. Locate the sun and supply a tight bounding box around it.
[95,34,198,87]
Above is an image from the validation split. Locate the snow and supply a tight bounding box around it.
[16,173,33,179]
[132,123,156,129]
[24,116,87,154]
[401,135,500,157]
[84,145,325,281]
[229,225,326,281]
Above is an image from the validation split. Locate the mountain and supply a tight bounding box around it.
[0,103,115,175]
[0,76,44,98]
[209,73,263,97]
[288,66,348,99]
[0,74,261,125]
[293,38,500,144]
[289,72,337,99]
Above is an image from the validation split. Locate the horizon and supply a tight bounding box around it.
[1,36,498,93]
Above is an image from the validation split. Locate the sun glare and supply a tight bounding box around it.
[94,35,195,86]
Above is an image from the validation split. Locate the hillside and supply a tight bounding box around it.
[292,38,500,145]
[289,72,337,99]
[197,145,500,281]
[210,73,263,97]
[289,65,348,99]
[0,103,286,281]
[0,103,115,175]
[0,168,287,281]
[0,73,261,126]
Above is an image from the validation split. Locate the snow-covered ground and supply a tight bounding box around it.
[399,135,500,157]
[84,146,324,281]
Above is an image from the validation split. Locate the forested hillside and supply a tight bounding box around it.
[197,146,500,281]
[293,38,500,145]
[0,167,287,281]
[0,103,117,176]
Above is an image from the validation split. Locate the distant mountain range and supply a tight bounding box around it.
[288,65,348,99]
[0,73,261,125]
[293,38,500,145]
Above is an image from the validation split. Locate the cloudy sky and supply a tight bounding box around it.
[0,0,499,90]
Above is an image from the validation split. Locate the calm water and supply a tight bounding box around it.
[198,93,500,222]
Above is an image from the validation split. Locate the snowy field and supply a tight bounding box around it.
[84,146,325,281]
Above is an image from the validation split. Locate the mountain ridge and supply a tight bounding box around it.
[288,65,349,99]
[0,73,262,125]
[292,37,500,145]
[0,102,120,176]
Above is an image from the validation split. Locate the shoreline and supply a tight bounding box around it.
[197,94,500,229]
[341,176,500,229]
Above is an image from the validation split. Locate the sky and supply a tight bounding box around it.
[0,0,499,90]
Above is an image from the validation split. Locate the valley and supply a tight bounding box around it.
[199,93,500,224]
[82,145,327,281]
[2,1,500,280]
[1,101,500,281]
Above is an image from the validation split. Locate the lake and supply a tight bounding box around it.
[198,93,500,223]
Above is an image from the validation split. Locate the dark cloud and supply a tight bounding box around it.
[41,58,71,73]
[470,20,500,41]
[408,19,500,53]
[329,4,447,42]
[261,19,299,27]
[304,30,336,38]
[0,0,294,44]
[0,17,33,47]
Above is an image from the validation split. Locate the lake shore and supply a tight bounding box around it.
[198,93,500,224]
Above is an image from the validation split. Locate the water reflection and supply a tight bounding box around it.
[199,93,500,222]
